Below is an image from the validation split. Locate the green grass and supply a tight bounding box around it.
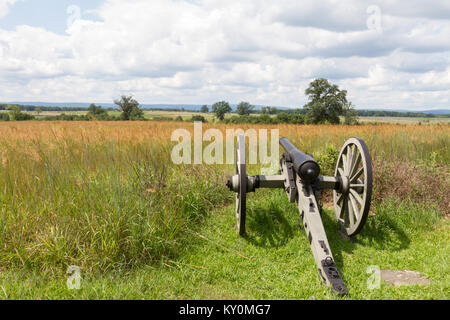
[0,190,448,300]
[0,139,230,274]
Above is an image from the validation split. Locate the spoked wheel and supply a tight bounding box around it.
[333,138,373,237]
[235,134,247,236]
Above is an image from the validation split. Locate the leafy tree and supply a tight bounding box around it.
[114,95,144,120]
[200,105,209,113]
[269,107,279,115]
[303,78,350,124]
[191,115,207,122]
[0,113,10,121]
[257,114,274,124]
[8,105,35,121]
[344,102,358,125]
[236,101,254,116]
[276,112,290,123]
[130,107,145,120]
[211,101,232,121]
[288,113,305,124]
[88,104,109,120]
[35,107,42,116]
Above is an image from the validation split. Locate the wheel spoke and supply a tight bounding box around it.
[337,195,346,219]
[342,154,348,174]
[347,197,355,227]
[336,193,344,205]
[350,167,364,182]
[350,184,364,188]
[350,188,364,206]
[338,167,345,177]
[349,152,361,178]
[346,145,353,176]
[342,199,349,226]
[349,193,360,221]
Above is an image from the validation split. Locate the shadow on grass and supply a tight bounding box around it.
[244,204,295,248]
[321,208,411,269]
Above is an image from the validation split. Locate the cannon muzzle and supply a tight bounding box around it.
[280,137,320,183]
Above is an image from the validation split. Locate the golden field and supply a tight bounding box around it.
[0,121,448,163]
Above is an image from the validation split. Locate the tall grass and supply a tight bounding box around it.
[0,127,230,274]
[0,121,448,275]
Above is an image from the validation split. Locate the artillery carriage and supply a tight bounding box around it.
[227,135,373,295]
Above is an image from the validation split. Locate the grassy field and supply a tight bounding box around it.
[357,116,450,124]
[0,121,448,299]
[3,109,449,124]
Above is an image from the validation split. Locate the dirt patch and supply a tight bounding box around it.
[381,270,431,286]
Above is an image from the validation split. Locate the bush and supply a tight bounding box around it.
[8,105,35,121]
[41,113,90,121]
[0,113,10,121]
[315,145,339,176]
[152,116,173,121]
[191,115,207,122]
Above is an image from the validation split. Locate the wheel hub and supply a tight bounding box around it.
[339,176,350,195]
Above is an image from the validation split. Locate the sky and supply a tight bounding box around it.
[0,0,449,110]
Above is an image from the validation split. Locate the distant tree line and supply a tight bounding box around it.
[1,81,448,123]
[0,96,146,122]
[355,110,446,118]
[0,104,115,112]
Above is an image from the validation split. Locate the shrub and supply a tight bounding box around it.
[191,115,207,122]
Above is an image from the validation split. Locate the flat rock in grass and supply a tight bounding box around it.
[381,270,430,286]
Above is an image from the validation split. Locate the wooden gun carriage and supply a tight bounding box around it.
[227,135,373,295]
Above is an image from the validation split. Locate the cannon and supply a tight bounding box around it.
[226,135,373,295]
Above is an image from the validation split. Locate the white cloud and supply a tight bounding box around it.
[0,0,449,110]
[0,0,19,19]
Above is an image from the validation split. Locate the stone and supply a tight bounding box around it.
[381,270,430,286]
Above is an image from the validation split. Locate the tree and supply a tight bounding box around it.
[200,105,209,113]
[191,115,207,123]
[129,107,145,120]
[114,95,144,120]
[211,101,232,121]
[88,104,108,120]
[276,112,290,123]
[344,102,358,125]
[303,78,350,124]
[236,101,254,116]
[268,107,278,115]
[7,105,34,121]
[0,113,10,121]
[36,107,42,116]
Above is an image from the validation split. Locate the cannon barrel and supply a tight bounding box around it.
[280,137,321,183]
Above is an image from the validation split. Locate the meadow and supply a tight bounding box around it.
[3,109,449,124]
[0,121,448,299]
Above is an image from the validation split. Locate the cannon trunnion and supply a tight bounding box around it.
[227,136,373,296]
